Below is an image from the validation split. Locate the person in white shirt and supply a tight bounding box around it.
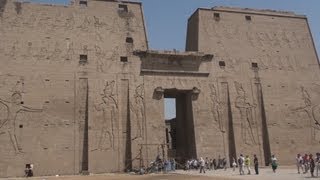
[199,157,206,173]
[296,154,304,174]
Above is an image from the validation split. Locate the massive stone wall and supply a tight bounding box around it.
[186,7,320,165]
[0,0,147,177]
[0,0,319,177]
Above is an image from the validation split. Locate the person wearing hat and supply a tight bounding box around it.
[310,154,315,177]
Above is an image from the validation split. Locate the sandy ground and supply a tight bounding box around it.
[178,166,320,180]
[2,173,229,180]
[2,166,320,180]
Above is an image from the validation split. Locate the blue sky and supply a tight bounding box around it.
[30,0,320,119]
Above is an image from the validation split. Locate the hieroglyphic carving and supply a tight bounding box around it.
[25,42,33,58]
[78,16,91,31]
[0,91,42,153]
[65,14,75,30]
[291,86,320,141]
[130,84,145,140]
[6,41,18,59]
[209,84,224,133]
[50,42,62,60]
[93,80,118,151]
[234,81,257,145]
[37,40,49,61]
[95,45,106,72]
[65,41,74,60]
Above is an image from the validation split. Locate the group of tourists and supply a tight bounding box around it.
[146,155,176,173]
[234,154,278,175]
[296,153,320,177]
[183,154,279,176]
[142,152,319,178]
[185,156,228,172]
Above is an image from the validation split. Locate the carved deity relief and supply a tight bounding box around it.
[93,16,106,28]
[65,42,74,60]
[0,90,43,153]
[25,42,33,58]
[130,84,145,140]
[65,14,75,30]
[23,14,37,28]
[50,42,62,60]
[78,16,91,31]
[209,84,224,133]
[37,40,49,61]
[95,45,106,73]
[93,80,118,151]
[6,41,18,59]
[291,86,320,141]
[234,82,257,145]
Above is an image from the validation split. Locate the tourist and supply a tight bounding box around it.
[205,157,209,170]
[193,159,198,170]
[199,157,206,173]
[232,157,237,171]
[244,155,251,175]
[209,158,213,170]
[217,155,222,169]
[310,154,315,177]
[296,153,303,174]
[253,154,259,175]
[238,154,245,175]
[303,154,309,174]
[185,160,190,170]
[316,153,320,176]
[213,158,217,170]
[271,155,278,173]
[171,159,176,171]
[222,158,227,170]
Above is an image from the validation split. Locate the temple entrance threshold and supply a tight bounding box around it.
[164,89,197,165]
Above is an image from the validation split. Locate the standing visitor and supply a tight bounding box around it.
[253,154,259,175]
[199,157,206,173]
[244,155,251,175]
[303,154,310,174]
[296,153,303,174]
[171,159,176,171]
[232,157,237,171]
[271,155,278,173]
[209,159,213,170]
[213,158,217,170]
[316,153,320,176]
[238,154,245,175]
[310,154,315,177]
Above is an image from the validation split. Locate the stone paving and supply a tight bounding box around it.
[176,166,320,180]
[2,166,320,180]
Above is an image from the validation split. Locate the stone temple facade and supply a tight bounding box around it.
[0,0,319,177]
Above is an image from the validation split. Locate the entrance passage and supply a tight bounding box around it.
[164,89,197,164]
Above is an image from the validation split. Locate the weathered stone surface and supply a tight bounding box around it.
[0,0,319,178]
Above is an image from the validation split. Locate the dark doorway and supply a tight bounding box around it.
[164,89,197,164]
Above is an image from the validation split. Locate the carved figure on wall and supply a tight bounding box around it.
[234,82,257,145]
[78,16,91,31]
[0,91,43,153]
[95,45,106,73]
[65,14,75,30]
[130,84,145,140]
[93,16,106,28]
[93,80,118,151]
[37,41,49,61]
[209,84,224,133]
[292,86,320,141]
[6,41,18,59]
[50,42,62,60]
[65,42,74,60]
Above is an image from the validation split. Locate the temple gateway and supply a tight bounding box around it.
[0,0,319,177]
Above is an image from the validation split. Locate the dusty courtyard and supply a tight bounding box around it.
[2,166,318,180]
